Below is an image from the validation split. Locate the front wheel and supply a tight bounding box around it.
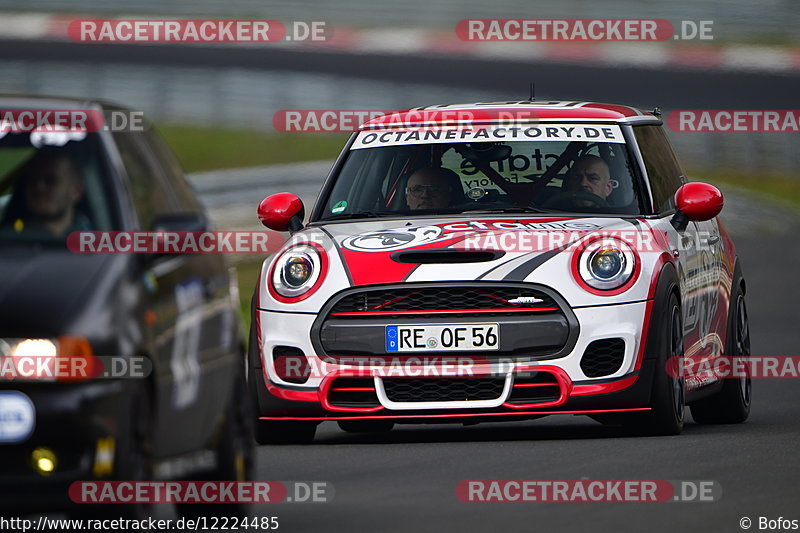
[177,371,255,519]
[690,278,751,424]
[624,293,685,436]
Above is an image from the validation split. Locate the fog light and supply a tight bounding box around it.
[32,447,56,475]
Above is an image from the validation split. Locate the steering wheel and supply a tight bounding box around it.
[540,190,609,210]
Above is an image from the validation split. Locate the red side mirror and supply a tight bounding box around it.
[674,182,723,222]
[258,192,305,232]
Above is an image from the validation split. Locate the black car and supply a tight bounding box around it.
[0,96,254,517]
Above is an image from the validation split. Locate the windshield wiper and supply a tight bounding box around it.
[456,206,549,215]
[323,211,393,221]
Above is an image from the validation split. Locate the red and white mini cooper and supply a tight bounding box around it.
[248,101,750,443]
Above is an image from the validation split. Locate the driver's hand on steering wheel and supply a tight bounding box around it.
[540,189,609,210]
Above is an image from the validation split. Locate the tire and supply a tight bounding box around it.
[625,293,685,436]
[254,420,317,445]
[72,381,155,520]
[338,420,394,433]
[177,369,256,519]
[690,273,751,424]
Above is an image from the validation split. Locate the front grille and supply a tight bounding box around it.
[329,286,558,317]
[381,377,506,403]
[506,371,562,405]
[315,283,577,363]
[580,338,625,378]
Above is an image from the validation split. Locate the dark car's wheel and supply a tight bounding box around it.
[690,278,751,424]
[255,420,317,444]
[338,420,394,433]
[624,293,685,436]
[72,381,155,520]
[177,369,255,519]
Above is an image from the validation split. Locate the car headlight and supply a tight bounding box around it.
[0,337,94,381]
[575,237,637,292]
[7,339,57,358]
[270,243,327,300]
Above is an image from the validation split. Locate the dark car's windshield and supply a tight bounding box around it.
[317,123,646,220]
[0,131,116,246]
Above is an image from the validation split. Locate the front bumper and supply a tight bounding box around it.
[253,299,654,421]
[0,380,127,512]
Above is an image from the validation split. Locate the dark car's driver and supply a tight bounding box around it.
[4,151,89,237]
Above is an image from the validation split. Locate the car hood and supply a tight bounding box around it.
[0,248,122,336]
[258,215,661,312]
[317,216,645,286]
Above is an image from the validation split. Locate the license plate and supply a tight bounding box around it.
[385,324,499,352]
[0,391,35,444]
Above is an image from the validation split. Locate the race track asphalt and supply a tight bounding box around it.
[10,39,799,531]
[190,163,800,533]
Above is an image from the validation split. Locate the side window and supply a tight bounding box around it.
[114,132,174,230]
[145,129,203,213]
[633,125,685,213]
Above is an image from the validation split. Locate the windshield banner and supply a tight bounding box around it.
[351,124,625,149]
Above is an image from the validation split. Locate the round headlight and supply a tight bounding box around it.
[577,238,636,291]
[589,248,625,281]
[271,244,324,299]
[282,255,313,288]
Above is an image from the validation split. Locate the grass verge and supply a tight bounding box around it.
[688,168,800,209]
[156,124,348,172]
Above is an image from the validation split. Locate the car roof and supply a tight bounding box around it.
[0,93,127,112]
[360,100,661,129]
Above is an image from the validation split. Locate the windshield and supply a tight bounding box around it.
[0,131,116,246]
[317,123,645,220]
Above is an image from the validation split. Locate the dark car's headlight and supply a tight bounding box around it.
[270,243,327,300]
[0,337,94,381]
[574,237,637,292]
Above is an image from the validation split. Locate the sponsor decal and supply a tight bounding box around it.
[341,225,447,252]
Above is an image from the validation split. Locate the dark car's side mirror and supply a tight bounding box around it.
[671,182,723,231]
[258,192,305,232]
[152,212,208,232]
[143,212,209,261]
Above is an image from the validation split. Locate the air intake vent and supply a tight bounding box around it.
[391,250,504,264]
[580,338,625,378]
